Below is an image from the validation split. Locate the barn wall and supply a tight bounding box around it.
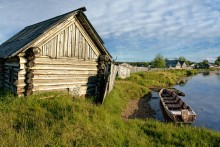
[0,59,4,87]
[31,56,98,96]
[3,57,21,94]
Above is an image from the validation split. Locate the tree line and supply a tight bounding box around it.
[116,55,220,68]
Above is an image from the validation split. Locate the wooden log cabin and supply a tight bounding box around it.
[0,7,112,98]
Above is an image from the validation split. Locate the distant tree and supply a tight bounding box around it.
[215,56,220,66]
[178,56,187,62]
[151,54,166,68]
[203,59,209,65]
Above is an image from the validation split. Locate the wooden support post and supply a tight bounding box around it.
[95,55,111,104]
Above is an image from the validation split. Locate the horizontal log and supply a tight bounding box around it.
[33,74,96,80]
[25,84,34,90]
[32,84,96,92]
[33,77,97,84]
[24,90,33,96]
[4,66,20,72]
[31,64,97,70]
[5,57,19,63]
[32,80,97,86]
[3,81,17,91]
[18,52,26,57]
[4,73,18,81]
[26,72,34,79]
[33,47,41,55]
[19,57,27,64]
[26,61,35,67]
[34,57,97,65]
[33,70,97,75]
[5,62,19,67]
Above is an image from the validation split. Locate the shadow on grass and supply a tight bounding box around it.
[0,88,16,102]
[128,93,156,119]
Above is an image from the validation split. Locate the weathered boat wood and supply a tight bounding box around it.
[159,88,196,123]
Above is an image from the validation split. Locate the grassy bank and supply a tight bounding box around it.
[0,70,220,146]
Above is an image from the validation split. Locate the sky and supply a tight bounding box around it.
[0,0,220,62]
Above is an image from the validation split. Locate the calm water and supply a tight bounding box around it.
[149,71,220,131]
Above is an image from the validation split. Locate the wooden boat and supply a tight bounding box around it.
[159,88,196,123]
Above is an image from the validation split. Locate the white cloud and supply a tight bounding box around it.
[0,0,220,61]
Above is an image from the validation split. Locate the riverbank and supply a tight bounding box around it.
[0,69,220,146]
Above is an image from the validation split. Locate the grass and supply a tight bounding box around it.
[0,69,220,146]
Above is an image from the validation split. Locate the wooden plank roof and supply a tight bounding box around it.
[0,7,112,59]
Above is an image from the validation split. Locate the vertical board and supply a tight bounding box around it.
[67,25,72,57]
[75,27,79,58]
[84,42,88,60]
[71,24,76,57]
[39,22,101,60]
[60,31,64,57]
[82,37,85,59]
[56,34,60,58]
[78,32,82,59]
[64,28,68,57]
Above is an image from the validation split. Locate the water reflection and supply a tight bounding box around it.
[148,72,220,131]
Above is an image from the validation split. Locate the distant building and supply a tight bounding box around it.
[166,60,187,69]
[117,63,132,79]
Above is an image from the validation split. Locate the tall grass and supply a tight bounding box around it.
[0,70,219,146]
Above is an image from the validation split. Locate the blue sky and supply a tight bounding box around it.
[0,0,220,62]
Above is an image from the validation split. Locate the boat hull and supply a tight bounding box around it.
[159,88,196,123]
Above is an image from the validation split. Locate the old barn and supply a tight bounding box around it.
[0,7,112,99]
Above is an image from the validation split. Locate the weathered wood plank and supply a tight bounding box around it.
[34,56,97,64]
[60,31,64,57]
[31,65,97,70]
[85,42,88,60]
[78,32,82,58]
[72,24,76,57]
[51,37,56,58]
[33,78,97,85]
[64,28,68,57]
[74,20,101,57]
[33,74,96,80]
[75,27,79,57]
[33,70,97,75]
[56,33,61,58]
[32,84,96,91]
[68,25,72,57]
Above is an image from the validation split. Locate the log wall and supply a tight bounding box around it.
[31,56,98,96]
[3,57,22,94]
[0,59,4,87]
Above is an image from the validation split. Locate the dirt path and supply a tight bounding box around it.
[121,94,155,120]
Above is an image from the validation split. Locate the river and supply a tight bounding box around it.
[149,71,220,131]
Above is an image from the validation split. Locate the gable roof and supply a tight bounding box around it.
[0,7,111,59]
[166,60,186,67]
[166,60,179,67]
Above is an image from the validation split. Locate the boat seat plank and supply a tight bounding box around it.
[163,100,178,104]
[163,98,175,101]
[166,104,181,109]
[161,94,170,97]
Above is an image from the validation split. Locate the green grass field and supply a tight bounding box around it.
[0,70,219,146]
